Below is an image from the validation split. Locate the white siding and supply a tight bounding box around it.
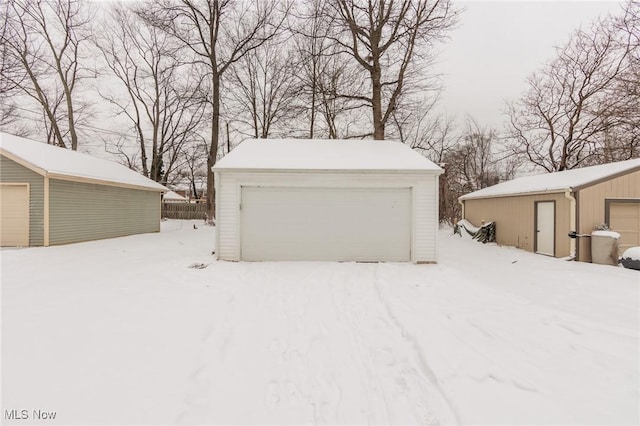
[215,171,440,263]
[216,172,240,260]
[413,178,438,262]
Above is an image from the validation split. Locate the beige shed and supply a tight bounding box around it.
[0,133,167,247]
[459,159,640,262]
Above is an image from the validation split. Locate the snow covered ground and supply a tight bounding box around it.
[2,220,638,425]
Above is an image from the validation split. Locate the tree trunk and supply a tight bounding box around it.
[371,62,384,140]
[65,92,78,150]
[191,178,199,200]
[207,73,221,224]
[309,56,317,138]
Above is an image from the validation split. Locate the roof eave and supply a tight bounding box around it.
[571,165,640,192]
[0,148,47,176]
[2,149,166,192]
[460,164,640,201]
[459,188,572,201]
[212,167,443,174]
[45,172,167,192]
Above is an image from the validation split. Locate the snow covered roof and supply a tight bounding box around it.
[0,132,166,192]
[213,139,442,172]
[460,158,640,200]
[163,190,187,201]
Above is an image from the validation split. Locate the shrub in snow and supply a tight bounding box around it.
[454,219,496,244]
[620,247,640,271]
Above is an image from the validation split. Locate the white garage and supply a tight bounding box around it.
[213,139,443,263]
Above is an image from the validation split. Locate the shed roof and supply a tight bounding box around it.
[163,190,187,201]
[213,139,442,172]
[0,132,166,192]
[460,158,640,200]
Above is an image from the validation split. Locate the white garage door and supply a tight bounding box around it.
[0,184,30,247]
[610,202,640,256]
[240,186,411,261]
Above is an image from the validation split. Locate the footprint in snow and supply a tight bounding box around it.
[265,382,280,408]
[285,381,300,404]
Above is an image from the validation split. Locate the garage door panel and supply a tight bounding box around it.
[241,187,411,261]
[610,202,640,255]
[0,184,30,247]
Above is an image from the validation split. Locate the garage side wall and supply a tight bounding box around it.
[0,155,44,246]
[576,169,640,262]
[49,179,161,245]
[414,177,439,262]
[215,171,439,262]
[463,193,571,257]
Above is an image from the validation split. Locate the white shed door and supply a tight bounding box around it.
[535,201,555,256]
[240,186,411,261]
[0,184,30,247]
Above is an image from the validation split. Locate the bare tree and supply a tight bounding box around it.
[507,15,632,172]
[0,0,92,150]
[290,0,366,139]
[143,0,286,222]
[290,0,327,138]
[97,4,207,185]
[451,119,511,191]
[227,36,300,139]
[394,105,458,223]
[176,137,209,200]
[595,0,640,163]
[440,119,516,223]
[328,0,458,139]
[0,2,24,131]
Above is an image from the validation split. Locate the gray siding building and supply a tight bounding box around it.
[0,133,166,247]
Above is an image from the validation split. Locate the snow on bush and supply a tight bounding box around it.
[621,247,640,271]
[623,247,640,261]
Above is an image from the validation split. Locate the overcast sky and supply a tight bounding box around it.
[435,0,624,129]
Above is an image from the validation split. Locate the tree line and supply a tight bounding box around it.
[1,0,637,223]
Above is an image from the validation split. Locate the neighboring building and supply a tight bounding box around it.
[213,139,443,263]
[163,190,188,203]
[0,132,167,247]
[459,159,640,261]
[161,189,207,220]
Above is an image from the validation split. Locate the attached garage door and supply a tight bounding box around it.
[0,184,30,247]
[610,201,640,256]
[240,186,411,261]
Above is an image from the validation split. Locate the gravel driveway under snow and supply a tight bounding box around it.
[2,220,638,425]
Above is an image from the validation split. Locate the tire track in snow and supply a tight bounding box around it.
[370,266,461,425]
[175,285,239,424]
[259,265,341,424]
[178,266,253,423]
[337,264,460,425]
[177,262,461,424]
[332,266,393,424]
[376,264,546,399]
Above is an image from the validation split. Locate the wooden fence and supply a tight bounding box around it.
[162,203,208,220]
